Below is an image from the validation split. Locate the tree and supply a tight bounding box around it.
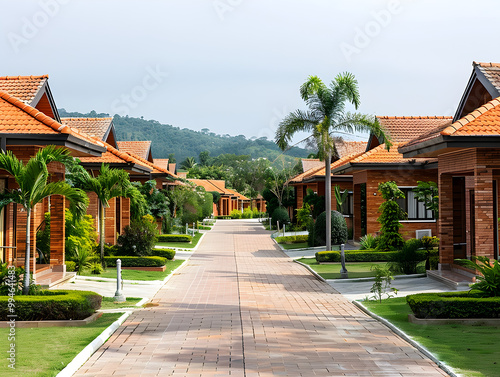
[199,150,212,166]
[413,181,439,219]
[181,157,197,170]
[73,164,131,267]
[377,181,406,250]
[276,73,390,252]
[167,153,176,164]
[0,146,89,294]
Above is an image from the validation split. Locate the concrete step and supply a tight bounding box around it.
[37,271,77,289]
[427,269,473,290]
[34,264,52,278]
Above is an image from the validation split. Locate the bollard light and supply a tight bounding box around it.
[340,244,349,279]
[114,259,126,302]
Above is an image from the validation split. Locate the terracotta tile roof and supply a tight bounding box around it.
[289,164,325,184]
[312,152,366,177]
[335,140,367,158]
[0,90,103,147]
[0,75,48,104]
[117,141,152,160]
[122,150,179,179]
[61,117,113,140]
[153,159,169,170]
[331,143,435,172]
[376,116,452,143]
[188,179,247,199]
[301,158,323,172]
[474,62,500,92]
[226,187,250,201]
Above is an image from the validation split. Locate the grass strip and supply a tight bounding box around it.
[297,258,397,279]
[364,297,500,377]
[100,297,142,309]
[156,232,203,249]
[79,260,184,281]
[0,312,121,377]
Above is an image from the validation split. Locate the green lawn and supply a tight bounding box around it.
[156,232,203,248]
[100,296,143,309]
[0,312,122,377]
[79,260,184,281]
[297,258,399,279]
[280,242,309,250]
[364,297,500,377]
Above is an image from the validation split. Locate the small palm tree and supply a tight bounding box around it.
[276,73,390,251]
[76,164,130,267]
[181,157,197,170]
[0,146,88,294]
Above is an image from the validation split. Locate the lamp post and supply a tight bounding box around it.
[114,259,126,302]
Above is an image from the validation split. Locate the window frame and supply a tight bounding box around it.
[396,186,435,221]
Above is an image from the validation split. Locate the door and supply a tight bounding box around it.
[453,177,466,259]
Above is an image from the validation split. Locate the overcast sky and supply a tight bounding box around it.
[2,0,500,145]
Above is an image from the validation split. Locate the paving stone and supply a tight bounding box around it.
[74,220,446,376]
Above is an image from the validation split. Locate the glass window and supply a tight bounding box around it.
[397,187,434,220]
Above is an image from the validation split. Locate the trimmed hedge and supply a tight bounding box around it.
[104,256,167,267]
[0,290,102,321]
[215,216,231,219]
[157,234,192,243]
[151,248,176,260]
[275,235,308,244]
[315,249,397,263]
[406,291,500,319]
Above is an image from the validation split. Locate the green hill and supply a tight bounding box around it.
[58,109,310,163]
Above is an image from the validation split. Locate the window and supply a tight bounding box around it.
[340,191,354,216]
[396,187,434,220]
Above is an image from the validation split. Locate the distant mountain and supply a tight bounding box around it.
[58,109,310,163]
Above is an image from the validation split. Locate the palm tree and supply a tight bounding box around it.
[275,73,390,251]
[0,146,89,294]
[181,157,197,170]
[76,164,130,268]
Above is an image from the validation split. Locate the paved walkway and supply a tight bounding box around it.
[75,220,447,377]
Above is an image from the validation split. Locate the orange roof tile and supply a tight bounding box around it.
[376,116,452,143]
[440,96,500,136]
[153,158,169,170]
[289,164,325,184]
[301,158,323,172]
[312,151,366,177]
[62,117,113,140]
[122,150,179,179]
[0,75,48,104]
[335,140,367,158]
[117,141,152,160]
[188,179,248,199]
[0,90,103,148]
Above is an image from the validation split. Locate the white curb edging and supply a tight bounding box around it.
[353,300,457,377]
[55,311,132,377]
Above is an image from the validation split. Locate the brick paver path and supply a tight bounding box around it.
[76,220,447,377]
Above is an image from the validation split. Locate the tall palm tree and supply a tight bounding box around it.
[275,73,390,251]
[0,146,88,294]
[75,164,130,268]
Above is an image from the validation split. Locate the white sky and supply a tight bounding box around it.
[2,0,500,145]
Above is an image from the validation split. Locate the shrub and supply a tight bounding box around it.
[307,219,316,247]
[421,236,439,270]
[313,210,348,247]
[242,208,253,219]
[406,291,500,319]
[315,250,396,263]
[65,261,76,272]
[389,238,426,274]
[157,234,192,243]
[455,256,500,297]
[118,215,159,256]
[275,235,308,244]
[252,207,260,218]
[70,248,92,275]
[271,207,290,227]
[230,209,242,219]
[93,243,121,256]
[295,204,312,231]
[359,234,379,250]
[151,248,176,260]
[88,262,103,275]
[0,290,102,321]
[104,256,167,268]
[377,182,406,250]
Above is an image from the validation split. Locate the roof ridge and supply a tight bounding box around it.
[0,75,49,80]
[61,117,113,121]
[441,96,500,136]
[0,89,70,134]
[122,150,177,178]
[376,116,452,119]
[474,61,500,68]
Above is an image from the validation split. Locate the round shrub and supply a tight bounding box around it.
[271,207,290,227]
[152,248,176,260]
[313,210,348,247]
[242,208,253,219]
[230,209,241,219]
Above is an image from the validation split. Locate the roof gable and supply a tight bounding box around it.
[117,141,153,162]
[375,116,452,144]
[0,75,60,121]
[454,62,500,121]
[61,117,117,146]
